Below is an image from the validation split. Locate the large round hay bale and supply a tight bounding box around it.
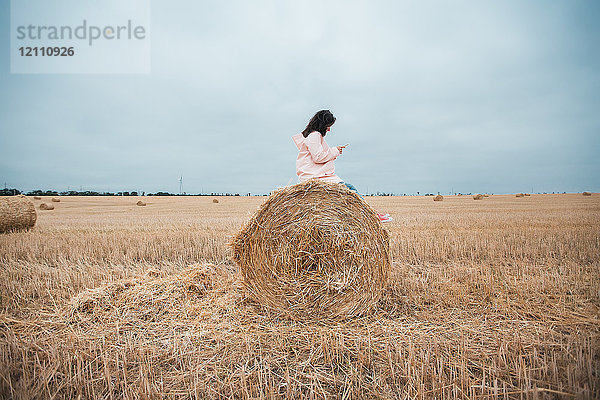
[473,194,484,200]
[136,200,146,206]
[51,198,60,203]
[0,195,37,233]
[232,180,391,321]
[516,193,524,198]
[39,203,54,210]
[33,196,41,200]
[583,192,592,196]
[433,195,443,201]
[213,199,219,203]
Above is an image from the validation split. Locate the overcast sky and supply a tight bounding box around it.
[1,1,599,195]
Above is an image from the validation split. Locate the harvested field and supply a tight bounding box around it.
[0,194,598,399]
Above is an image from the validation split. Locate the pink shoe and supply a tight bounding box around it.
[377,213,393,223]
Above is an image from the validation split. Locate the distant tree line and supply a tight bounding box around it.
[0,188,260,196]
[2,187,569,197]
[0,188,22,196]
[370,192,395,196]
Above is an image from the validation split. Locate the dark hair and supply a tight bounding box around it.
[301,110,336,137]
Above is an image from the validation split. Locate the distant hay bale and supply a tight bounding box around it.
[39,203,54,210]
[433,195,443,201]
[473,194,484,200]
[583,192,592,196]
[0,195,37,233]
[524,193,531,196]
[33,196,41,200]
[232,180,391,321]
[213,199,219,203]
[483,194,490,197]
[136,200,146,206]
[516,193,524,198]
[51,198,60,203]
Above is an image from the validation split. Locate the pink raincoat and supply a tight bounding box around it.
[292,131,342,183]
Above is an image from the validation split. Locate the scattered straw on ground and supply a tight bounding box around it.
[1,261,597,399]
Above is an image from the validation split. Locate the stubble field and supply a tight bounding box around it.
[0,193,598,399]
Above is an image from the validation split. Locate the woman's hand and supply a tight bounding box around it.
[337,144,349,154]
